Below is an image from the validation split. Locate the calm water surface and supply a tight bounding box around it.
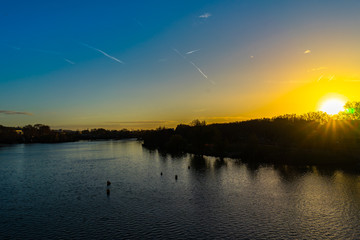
[0,140,359,239]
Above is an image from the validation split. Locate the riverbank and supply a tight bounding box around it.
[141,119,360,169]
[2,117,360,168]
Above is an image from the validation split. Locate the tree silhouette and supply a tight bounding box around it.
[337,101,360,120]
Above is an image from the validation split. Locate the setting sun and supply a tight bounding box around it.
[319,98,346,115]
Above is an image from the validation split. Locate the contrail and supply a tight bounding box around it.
[189,61,215,84]
[173,48,186,59]
[186,49,200,55]
[189,61,207,78]
[134,18,144,28]
[64,58,75,65]
[0,110,32,115]
[2,43,21,50]
[82,43,123,64]
[172,47,214,84]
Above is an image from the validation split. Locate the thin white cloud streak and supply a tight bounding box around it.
[199,13,211,18]
[2,43,21,50]
[10,46,76,65]
[64,58,75,65]
[81,43,124,64]
[0,110,32,115]
[186,49,200,55]
[304,49,311,54]
[106,120,173,124]
[190,61,215,85]
[173,48,186,59]
[133,18,144,28]
[172,48,214,84]
[308,66,327,72]
[192,108,207,113]
[207,116,249,122]
[189,61,208,79]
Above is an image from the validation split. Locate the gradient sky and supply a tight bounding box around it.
[2,0,360,129]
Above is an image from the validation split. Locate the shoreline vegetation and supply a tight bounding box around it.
[2,102,360,168]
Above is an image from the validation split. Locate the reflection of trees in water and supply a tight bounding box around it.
[246,161,261,171]
[142,145,157,155]
[242,162,263,179]
[143,145,187,161]
[189,155,228,173]
[190,155,209,171]
[168,152,187,159]
[158,151,169,162]
[214,157,227,169]
[273,164,360,182]
[274,165,310,182]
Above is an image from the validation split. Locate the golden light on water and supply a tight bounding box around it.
[319,98,346,115]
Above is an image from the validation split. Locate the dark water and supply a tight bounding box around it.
[0,140,359,239]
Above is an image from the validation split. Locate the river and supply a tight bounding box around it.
[0,140,359,239]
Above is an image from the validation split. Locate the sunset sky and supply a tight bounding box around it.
[1,0,360,130]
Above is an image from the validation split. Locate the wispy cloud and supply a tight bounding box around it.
[206,116,249,122]
[186,49,200,55]
[173,48,186,59]
[133,18,144,28]
[316,75,336,82]
[8,45,76,65]
[173,48,214,84]
[189,61,208,79]
[64,58,75,65]
[54,120,176,130]
[304,49,311,54]
[106,120,172,124]
[2,43,21,50]
[309,66,327,72]
[199,13,211,18]
[81,43,124,64]
[9,45,20,50]
[192,108,207,113]
[0,110,32,115]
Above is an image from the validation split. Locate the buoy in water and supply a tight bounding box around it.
[175,175,178,180]
[107,180,111,186]
[161,172,163,176]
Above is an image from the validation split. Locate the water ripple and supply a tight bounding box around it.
[0,141,359,239]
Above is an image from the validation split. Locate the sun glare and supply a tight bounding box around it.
[319,98,345,115]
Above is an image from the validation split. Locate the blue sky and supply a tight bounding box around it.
[1,0,360,129]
